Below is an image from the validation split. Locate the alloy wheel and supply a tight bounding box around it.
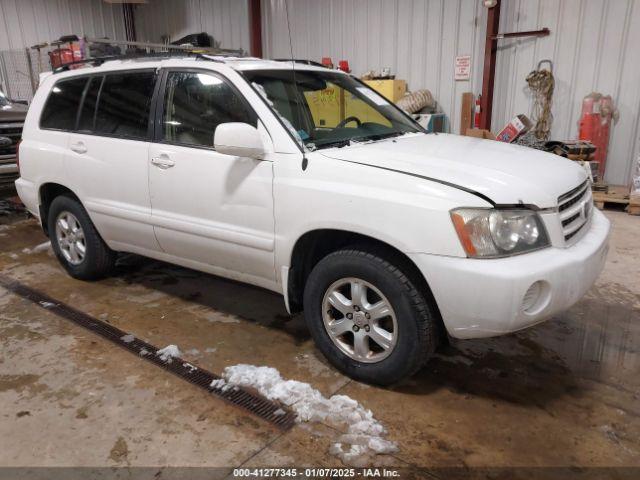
[321,277,398,363]
[54,211,86,265]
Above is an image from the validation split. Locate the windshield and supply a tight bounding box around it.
[242,69,422,150]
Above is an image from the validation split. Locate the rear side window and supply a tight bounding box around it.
[40,77,88,130]
[94,71,155,139]
[77,76,103,132]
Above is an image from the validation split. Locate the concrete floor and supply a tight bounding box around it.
[0,204,639,476]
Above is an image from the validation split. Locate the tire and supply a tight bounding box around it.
[47,194,116,280]
[303,248,438,385]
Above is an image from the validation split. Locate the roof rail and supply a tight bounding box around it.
[273,59,326,68]
[52,55,121,73]
[51,51,228,74]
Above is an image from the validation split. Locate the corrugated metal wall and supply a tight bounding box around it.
[263,0,487,137]
[263,0,640,186]
[134,0,250,53]
[0,0,126,50]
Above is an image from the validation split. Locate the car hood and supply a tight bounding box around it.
[319,133,587,208]
[0,103,28,122]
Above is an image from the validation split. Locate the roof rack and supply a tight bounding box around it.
[86,37,243,55]
[51,36,245,73]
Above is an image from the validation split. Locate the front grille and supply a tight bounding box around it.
[0,122,23,159]
[558,180,592,245]
[0,122,22,187]
[0,163,19,187]
[565,222,587,242]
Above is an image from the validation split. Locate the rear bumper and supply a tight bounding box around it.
[14,177,39,218]
[410,209,610,339]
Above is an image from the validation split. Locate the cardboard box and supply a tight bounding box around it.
[305,88,390,128]
[465,128,496,140]
[363,79,407,103]
[495,114,532,143]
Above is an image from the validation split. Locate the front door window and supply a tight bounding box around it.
[162,71,257,148]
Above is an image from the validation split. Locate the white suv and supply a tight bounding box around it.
[16,56,610,384]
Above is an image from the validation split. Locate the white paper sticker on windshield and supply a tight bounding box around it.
[356,87,388,106]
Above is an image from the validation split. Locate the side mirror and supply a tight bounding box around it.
[214,122,266,159]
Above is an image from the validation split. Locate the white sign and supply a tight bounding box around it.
[455,55,471,81]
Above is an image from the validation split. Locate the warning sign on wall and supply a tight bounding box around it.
[455,55,471,81]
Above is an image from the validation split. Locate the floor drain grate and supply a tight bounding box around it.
[0,274,296,430]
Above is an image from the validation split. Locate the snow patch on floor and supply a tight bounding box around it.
[210,378,231,392]
[120,334,135,343]
[22,241,52,254]
[182,362,197,373]
[156,344,181,363]
[221,364,397,465]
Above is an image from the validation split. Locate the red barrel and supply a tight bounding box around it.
[579,93,615,179]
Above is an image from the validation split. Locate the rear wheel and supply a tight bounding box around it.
[303,248,438,385]
[48,195,116,280]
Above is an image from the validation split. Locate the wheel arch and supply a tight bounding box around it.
[38,183,81,236]
[286,228,443,329]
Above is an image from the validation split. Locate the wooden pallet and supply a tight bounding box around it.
[592,185,640,215]
[629,194,640,215]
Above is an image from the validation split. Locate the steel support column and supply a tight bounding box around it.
[249,0,262,58]
[480,0,501,130]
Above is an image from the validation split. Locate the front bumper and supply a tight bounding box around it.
[410,209,611,339]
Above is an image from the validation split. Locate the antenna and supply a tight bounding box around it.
[284,0,309,171]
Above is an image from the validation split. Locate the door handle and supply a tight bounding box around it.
[151,156,175,169]
[70,141,87,154]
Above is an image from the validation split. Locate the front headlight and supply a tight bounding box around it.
[450,208,550,258]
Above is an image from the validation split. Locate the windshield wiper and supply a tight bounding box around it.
[361,131,407,141]
[310,138,354,150]
[309,131,407,151]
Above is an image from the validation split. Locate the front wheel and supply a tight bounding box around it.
[303,248,438,385]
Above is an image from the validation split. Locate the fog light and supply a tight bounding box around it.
[522,281,550,314]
